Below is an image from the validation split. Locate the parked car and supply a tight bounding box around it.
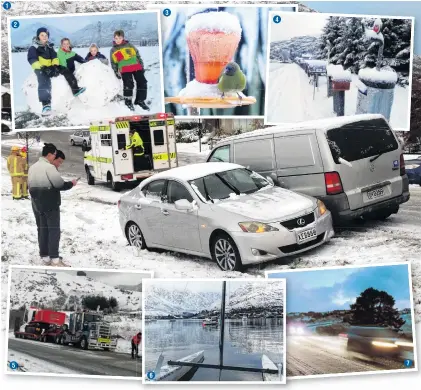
[405,157,421,186]
[118,162,334,271]
[70,130,90,147]
[207,114,410,224]
[346,326,409,358]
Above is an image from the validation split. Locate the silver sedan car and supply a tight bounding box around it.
[118,162,334,271]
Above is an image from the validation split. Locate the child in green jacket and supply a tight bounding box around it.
[57,38,85,73]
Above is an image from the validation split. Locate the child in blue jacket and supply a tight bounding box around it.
[85,44,109,65]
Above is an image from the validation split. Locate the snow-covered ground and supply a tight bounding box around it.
[176,141,211,155]
[1,137,43,150]
[266,62,410,130]
[11,46,163,130]
[1,157,421,322]
[7,350,78,374]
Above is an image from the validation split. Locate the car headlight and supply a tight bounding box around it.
[238,222,278,233]
[317,199,327,216]
[395,341,414,347]
[371,341,398,348]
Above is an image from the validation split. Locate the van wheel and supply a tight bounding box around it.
[211,233,243,272]
[126,222,147,249]
[108,172,121,192]
[86,166,95,185]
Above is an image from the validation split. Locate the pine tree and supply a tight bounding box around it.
[319,16,344,62]
[349,287,405,329]
[335,18,366,73]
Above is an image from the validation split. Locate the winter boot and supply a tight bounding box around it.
[41,256,51,266]
[51,257,70,267]
[134,100,150,111]
[73,87,86,97]
[125,99,135,111]
[41,105,52,116]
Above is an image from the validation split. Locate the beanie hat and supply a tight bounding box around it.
[37,27,49,38]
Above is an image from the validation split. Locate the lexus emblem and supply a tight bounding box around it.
[297,218,306,226]
[369,163,375,172]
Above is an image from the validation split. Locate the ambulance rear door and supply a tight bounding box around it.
[166,117,178,168]
[150,118,171,171]
[112,121,134,175]
[89,125,105,179]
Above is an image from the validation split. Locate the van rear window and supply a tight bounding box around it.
[326,119,398,162]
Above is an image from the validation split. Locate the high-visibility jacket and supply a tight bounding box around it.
[126,132,144,156]
[7,153,25,177]
[20,152,29,177]
[132,334,141,345]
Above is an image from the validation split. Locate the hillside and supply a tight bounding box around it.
[145,281,285,316]
[9,269,142,312]
[270,36,321,61]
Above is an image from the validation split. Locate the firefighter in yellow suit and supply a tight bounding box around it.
[20,146,30,199]
[7,146,26,200]
[126,129,145,172]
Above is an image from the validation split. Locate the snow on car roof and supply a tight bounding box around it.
[185,11,242,35]
[144,162,243,183]
[216,114,386,144]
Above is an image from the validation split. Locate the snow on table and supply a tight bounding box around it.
[178,79,247,100]
[7,350,79,374]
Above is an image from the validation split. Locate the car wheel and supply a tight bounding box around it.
[211,233,243,272]
[80,337,88,350]
[86,166,95,185]
[126,222,147,249]
[82,140,87,148]
[70,139,75,146]
[108,172,121,192]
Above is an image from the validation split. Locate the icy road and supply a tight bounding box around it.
[1,133,421,321]
[287,335,413,377]
[8,338,141,377]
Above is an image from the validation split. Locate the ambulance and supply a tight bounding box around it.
[83,113,178,191]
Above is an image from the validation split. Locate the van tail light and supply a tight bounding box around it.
[400,153,406,176]
[324,172,343,195]
[338,333,348,338]
[121,174,133,180]
[117,200,121,208]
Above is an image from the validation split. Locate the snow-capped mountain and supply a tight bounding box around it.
[144,286,221,316]
[145,282,284,316]
[227,282,284,311]
[9,269,142,311]
[10,23,69,48]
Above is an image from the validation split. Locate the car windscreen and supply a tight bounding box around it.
[189,168,270,202]
[326,118,399,163]
[348,327,398,338]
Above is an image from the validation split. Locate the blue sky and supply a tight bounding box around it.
[304,1,419,54]
[269,264,411,313]
[14,13,156,34]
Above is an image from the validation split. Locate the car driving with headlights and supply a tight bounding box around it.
[118,162,334,271]
[345,326,413,358]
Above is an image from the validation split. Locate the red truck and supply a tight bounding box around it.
[14,309,66,343]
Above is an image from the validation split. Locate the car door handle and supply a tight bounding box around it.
[161,209,169,216]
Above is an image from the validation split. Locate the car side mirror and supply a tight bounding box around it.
[175,199,194,211]
[269,173,282,187]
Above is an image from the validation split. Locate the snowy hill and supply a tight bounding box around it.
[115,283,142,292]
[144,286,221,316]
[145,282,284,316]
[270,36,321,61]
[227,282,284,311]
[10,23,69,49]
[9,269,142,312]
[70,19,158,48]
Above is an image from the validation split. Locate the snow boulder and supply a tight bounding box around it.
[74,60,121,108]
[23,72,75,115]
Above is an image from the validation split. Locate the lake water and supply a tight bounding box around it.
[144,319,284,382]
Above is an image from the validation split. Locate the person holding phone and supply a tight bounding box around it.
[28,144,78,267]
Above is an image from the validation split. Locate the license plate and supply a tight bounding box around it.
[98,338,110,343]
[366,187,385,200]
[297,228,317,243]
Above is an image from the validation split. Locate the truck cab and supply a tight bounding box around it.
[84,113,178,191]
[60,310,117,351]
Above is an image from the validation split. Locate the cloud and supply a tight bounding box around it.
[331,289,356,307]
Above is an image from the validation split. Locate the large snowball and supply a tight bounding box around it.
[75,60,121,108]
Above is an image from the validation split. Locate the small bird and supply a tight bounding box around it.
[217,62,247,103]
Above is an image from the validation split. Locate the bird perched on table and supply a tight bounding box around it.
[217,62,246,102]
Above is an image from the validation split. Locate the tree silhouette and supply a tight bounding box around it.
[349,287,405,329]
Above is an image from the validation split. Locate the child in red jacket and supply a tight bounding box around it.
[110,30,149,112]
[131,331,142,359]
